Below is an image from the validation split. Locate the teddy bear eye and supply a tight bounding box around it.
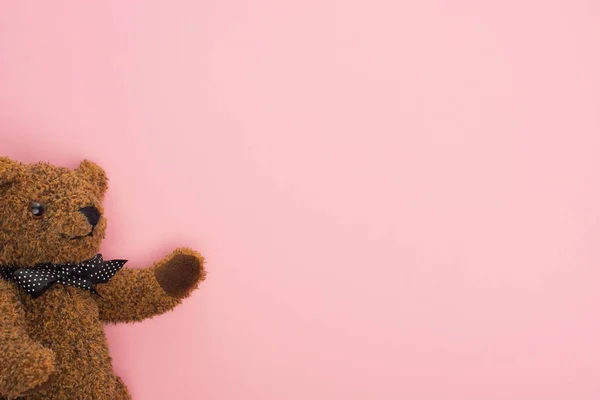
[30,202,46,218]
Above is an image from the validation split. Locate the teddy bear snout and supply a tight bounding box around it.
[79,206,101,227]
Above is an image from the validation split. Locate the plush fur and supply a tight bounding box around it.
[0,157,206,399]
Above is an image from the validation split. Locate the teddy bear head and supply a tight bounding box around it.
[0,157,108,267]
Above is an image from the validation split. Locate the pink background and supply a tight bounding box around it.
[1,1,600,399]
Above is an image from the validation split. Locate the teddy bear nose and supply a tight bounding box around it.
[79,206,101,227]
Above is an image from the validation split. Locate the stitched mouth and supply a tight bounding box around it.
[64,226,95,240]
[70,230,93,240]
[70,233,92,240]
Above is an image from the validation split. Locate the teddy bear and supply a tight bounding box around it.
[0,157,205,400]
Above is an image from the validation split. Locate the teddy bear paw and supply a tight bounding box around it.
[154,248,205,298]
[0,345,55,397]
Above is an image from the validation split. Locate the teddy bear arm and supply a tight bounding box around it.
[96,248,204,324]
[95,267,182,324]
[0,281,55,397]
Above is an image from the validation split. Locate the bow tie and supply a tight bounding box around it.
[0,254,127,299]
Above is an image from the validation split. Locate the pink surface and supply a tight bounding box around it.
[1,1,600,399]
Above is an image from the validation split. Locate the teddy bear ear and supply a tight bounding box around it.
[0,157,22,190]
[76,160,108,199]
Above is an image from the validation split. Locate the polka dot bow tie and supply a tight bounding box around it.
[0,254,127,299]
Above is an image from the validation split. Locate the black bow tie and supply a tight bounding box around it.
[0,254,127,299]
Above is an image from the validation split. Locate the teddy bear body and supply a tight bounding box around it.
[2,284,130,400]
[0,158,205,400]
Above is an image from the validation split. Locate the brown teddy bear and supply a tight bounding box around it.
[0,157,206,400]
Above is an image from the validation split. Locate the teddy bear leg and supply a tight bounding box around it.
[114,376,132,400]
